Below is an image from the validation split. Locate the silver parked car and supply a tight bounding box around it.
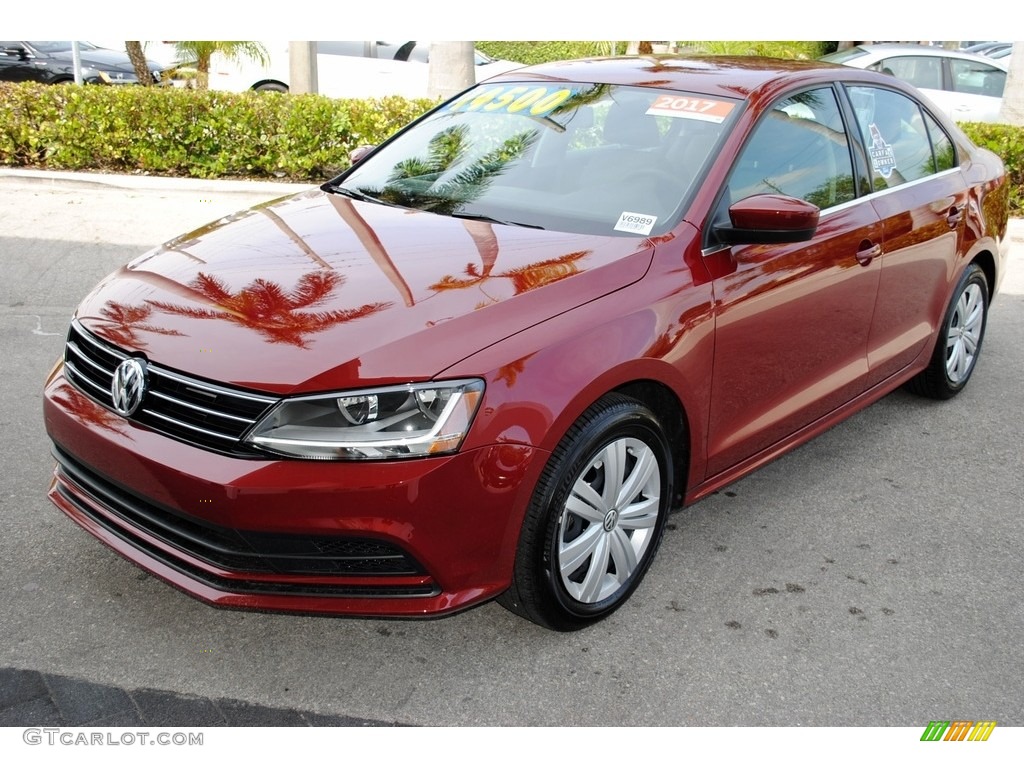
[821,44,1007,123]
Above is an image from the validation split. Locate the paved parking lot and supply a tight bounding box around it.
[1,169,1022,728]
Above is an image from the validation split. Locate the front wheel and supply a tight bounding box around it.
[907,263,989,399]
[499,394,673,631]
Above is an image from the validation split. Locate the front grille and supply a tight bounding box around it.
[53,445,432,591]
[63,320,278,455]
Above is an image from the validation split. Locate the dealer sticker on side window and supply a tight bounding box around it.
[614,211,658,236]
[646,95,735,123]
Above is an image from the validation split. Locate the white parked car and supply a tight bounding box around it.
[821,43,1008,123]
[205,41,525,99]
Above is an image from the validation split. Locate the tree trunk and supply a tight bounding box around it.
[125,41,154,86]
[427,42,475,100]
[998,42,1024,126]
[196,52,212,90]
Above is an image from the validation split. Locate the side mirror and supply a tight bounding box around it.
[715,194,819,245]
[348,145,376,166]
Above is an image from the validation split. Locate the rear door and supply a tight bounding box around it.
[843,85,969,381]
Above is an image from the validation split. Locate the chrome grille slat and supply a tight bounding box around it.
[141,408,243,443]
[64,320,279,455]
[66,341,117,378]
[73,326,128,361]
[63,359,113,402]
[153,368,277,405]
[146,390,257,425]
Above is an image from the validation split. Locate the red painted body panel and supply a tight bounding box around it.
[44,374,544,615]
[78,190,652,394]
[706,202,884,475]
[42,55,1009,620]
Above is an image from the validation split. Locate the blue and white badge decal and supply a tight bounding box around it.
[868,123,897,179]
[614,211,657,235]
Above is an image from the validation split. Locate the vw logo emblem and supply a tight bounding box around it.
[111,358,148,417]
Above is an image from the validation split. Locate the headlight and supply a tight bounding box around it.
[244,379,485,460]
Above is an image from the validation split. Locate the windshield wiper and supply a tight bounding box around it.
[322,183,403,208]
[448,211,544,230]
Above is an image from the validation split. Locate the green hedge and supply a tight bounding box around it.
[961,122,1024,213]
[0,82,435,180]
[477,41,827,64]
[1,81,1021,215]
[477,41,621,65]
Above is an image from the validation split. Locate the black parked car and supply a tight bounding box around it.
[0,41,164,85]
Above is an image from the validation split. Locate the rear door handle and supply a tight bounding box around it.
[947,206,965,228]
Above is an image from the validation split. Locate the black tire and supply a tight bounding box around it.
[498,394,672,631]
[907,263,989,400]
[254,82,288,93]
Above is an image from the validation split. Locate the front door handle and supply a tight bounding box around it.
[856,241,882,266]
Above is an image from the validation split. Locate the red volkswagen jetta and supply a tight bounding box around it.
[43,56,1008,630]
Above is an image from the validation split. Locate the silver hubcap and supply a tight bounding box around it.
[557,437,661,604]
[945,283,984,384]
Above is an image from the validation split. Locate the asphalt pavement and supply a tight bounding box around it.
[1,168,1022,730]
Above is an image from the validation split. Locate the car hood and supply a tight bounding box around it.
[75,189,655,394]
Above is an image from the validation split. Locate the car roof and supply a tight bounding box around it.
[485,54,875,100]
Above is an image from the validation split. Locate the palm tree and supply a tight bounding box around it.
[427,42,476,100]
[172,41,269,90]
[125,42,154,85]
[998,42,1024,125]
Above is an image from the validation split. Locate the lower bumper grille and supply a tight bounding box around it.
[52,445,437,599]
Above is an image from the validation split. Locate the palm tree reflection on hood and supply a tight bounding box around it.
[85,302,185,350]
[430,250,592,306]
[147,271,391,349]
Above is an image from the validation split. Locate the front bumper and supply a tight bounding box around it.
[44,368,540,618]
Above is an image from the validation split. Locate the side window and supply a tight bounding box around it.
[847,86,937,189]
[728,87,855,209]
[922,111,957,172]
[949,59,1005,97]
[871,56,943,91]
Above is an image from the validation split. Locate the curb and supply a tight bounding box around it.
[0,168,313,196]
[0,665,404,727]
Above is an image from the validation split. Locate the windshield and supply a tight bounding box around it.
[335,81,737,236]
[820,47,869,64]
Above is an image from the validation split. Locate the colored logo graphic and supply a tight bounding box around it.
[920,721,997,741]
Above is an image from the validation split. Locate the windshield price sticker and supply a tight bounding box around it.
[445,85,576,117]
[615,211,658,236]
[646,95,735,123]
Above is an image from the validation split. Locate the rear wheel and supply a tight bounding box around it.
[907,263,989,399]
[499,394,672,631]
